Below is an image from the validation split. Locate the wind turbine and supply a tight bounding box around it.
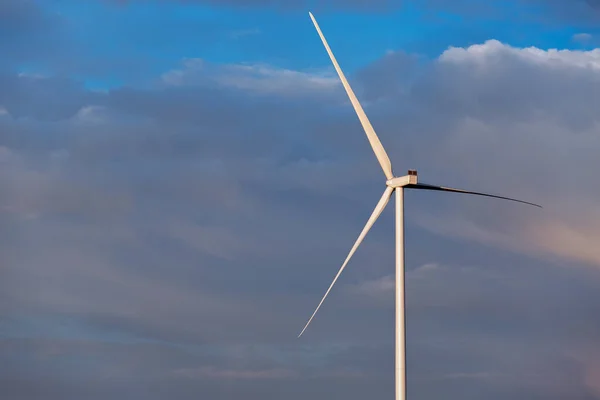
[298,12,542,400]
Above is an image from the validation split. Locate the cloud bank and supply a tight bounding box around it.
[2,4,600,399]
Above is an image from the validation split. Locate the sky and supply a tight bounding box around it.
[3,0,600,399]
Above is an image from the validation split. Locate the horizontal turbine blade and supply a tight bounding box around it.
[298,186,394,338]
[406,183,542,208]
[308,12,394,180]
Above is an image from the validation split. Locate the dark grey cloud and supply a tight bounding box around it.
[532,0,600,23]
[3,25,600,400]
[0,73,99,121]
[0,0,67,67]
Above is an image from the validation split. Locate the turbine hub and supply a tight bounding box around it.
[386,171,418,188]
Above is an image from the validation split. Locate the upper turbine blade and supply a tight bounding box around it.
[309,12,394,180]
[298,186,394,338]
[406,183,542,208]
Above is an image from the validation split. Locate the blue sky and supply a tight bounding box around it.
[3,0,600,399]
[14,0,600,87]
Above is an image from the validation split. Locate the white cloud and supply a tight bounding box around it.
[162,58,339,96]
[572,33,592,43]
[17,71,46,79]
[347,264,442,300]
[348,274,394,297]
[529,218,600,267]
[71,105,108,124]
[161,58,205,86]
[395,40,600,269]
[440,39,600,70]
[216,63,339,95]
[413,174,600,269]
[411,263,441,275]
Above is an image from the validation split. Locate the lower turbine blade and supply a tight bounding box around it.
[298,186,394,338]
[406,183,542,208]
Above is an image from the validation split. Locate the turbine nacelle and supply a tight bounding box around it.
[386,170,418,188]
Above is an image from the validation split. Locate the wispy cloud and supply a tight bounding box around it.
[229,28,261,39]
[161,58,339,97]
[572,32,593,43]
[173,366,298,380]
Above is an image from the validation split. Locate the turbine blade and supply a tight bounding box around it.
[406,183,542,208]
[308,12,394,180]
[298,186,394,338]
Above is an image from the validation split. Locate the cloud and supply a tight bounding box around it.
[173,366,297,379]
[582,359,600,397]
[530,218,600,266]
[229,28,261,39]
[400,40,600,270]
[0,0,68,67]
[0,145,14,162]
[4,28,600,400]
[573,32,593,43]
[347,274,395,297]
[71,106,110,124]
[162,58,340,97]
[0,73,98,121]
[440,39,600,70]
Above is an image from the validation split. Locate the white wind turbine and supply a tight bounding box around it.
[298,12,542,400]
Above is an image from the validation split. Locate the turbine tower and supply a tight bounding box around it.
[298,12,541,400]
